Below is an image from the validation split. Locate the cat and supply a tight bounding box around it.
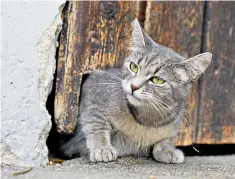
[53,18,212,164]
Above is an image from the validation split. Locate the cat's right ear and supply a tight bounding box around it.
[131,18,158,51]
[131,18,146,49]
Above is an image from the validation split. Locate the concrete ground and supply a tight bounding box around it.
[2,155,235,179]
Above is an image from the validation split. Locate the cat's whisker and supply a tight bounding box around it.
[96,70,122,81]
[150,100,168,123]
[154,96,189,127]
[139,94,168,123]
[141,93,198,152]
[140,93,184,127]
[95,83,118,85]
[145,100,166,124]
[149,94,189,123]
[89,85,123,101]
[142,96,171,124]
[151,98,183,127]
[141,92,189,127]
[152,98,197,152]
[109,88,124,96]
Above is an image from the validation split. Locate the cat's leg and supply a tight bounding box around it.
[82,116,117,162]
[152,138,184,164]
[87,131,117,162]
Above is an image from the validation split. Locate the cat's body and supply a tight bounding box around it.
[54,19,212,164]
[61,68,180,159]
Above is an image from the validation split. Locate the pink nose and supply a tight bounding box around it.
[131,84,138,91]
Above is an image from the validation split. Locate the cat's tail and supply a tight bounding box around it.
[47,124,86,160]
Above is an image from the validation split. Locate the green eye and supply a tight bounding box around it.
[130,62,139,73]
[151,76,165,84]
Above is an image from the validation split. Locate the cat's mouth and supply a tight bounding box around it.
[126,93,143,105]
[129,94,141,100]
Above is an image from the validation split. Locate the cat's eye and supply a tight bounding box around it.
[150,76,165,84]
[130,62,139,73]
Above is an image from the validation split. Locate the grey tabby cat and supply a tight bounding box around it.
[59,19,212,164]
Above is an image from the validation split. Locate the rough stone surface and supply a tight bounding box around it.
[1,1,65,166]
[2,156,235,179]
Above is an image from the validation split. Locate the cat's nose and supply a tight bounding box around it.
[131,84,139,91]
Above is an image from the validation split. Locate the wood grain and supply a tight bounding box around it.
[196,1,235,144]
[54,1,138,133]
[145,1,205,145]
[54,1,235,145]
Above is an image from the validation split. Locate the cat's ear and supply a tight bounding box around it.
[131,18,158,50]
[131,18,146,49]
[174,52,212,82]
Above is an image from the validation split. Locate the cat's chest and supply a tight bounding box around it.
[111,114,177,148]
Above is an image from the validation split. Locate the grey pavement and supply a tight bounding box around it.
[2,155,235,179]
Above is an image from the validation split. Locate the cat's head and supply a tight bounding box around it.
[122,19,212,107]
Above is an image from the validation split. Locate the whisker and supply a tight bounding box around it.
[141,92,199,153]
[143,94,184,127]
[94,83,118,85]
[96,70,122,81]
[138,93,169,124]
[146,100,166,124]
[142,92,189,126]
[141,95,173,125]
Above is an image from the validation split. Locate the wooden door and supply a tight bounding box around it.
[53,1,235,145]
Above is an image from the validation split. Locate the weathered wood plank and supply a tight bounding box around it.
[54,1,139,134]
[145,1,205,145]
[196,1,235,144]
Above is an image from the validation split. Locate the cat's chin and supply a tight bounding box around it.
[126,94,143,106]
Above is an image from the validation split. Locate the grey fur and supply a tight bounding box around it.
[59,19,212,163]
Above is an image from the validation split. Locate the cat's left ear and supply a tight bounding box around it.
[174,52,212,82]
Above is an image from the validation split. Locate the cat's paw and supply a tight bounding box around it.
[89,146,117,162]
[153,148,184,164]
[153,144,184,164]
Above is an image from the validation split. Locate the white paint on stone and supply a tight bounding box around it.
[1,1,65,166]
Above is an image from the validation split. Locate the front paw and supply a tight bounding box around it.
[153,145,184,164]
[89,146,117,162]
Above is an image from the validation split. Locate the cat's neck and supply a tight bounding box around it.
[127,101,174,127]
